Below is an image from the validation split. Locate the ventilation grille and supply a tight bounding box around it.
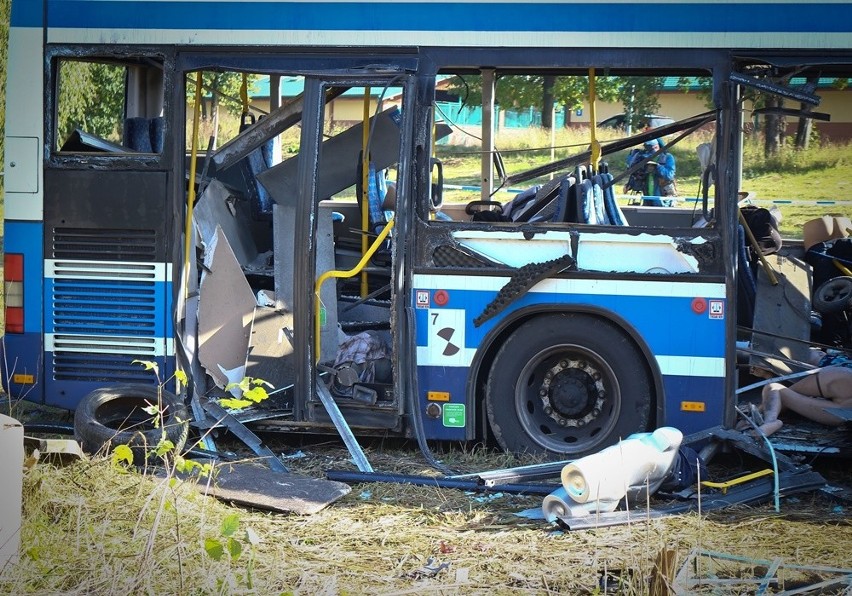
[52,227,157,261]
[51,278,158,336]
[51,351,160,383]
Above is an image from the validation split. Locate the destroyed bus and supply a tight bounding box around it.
[3,0,850,459]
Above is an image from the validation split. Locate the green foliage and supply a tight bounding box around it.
[0,0,9,161]
[615,76,663,130]
[110,444,134,471]
[56,60,126,144]
[174,454,213,477]
[447,74,647,125]
[205,514,249,564]
[221,377,272,410]
[188,71,262,117]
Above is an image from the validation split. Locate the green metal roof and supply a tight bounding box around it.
[252,75,403,99]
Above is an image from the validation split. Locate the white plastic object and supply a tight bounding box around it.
[558,427,683,516]
[0,414,24,568]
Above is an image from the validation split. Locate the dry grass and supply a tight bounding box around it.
[1,438,850,595]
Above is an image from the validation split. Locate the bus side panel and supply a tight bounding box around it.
[2,222,46,403]
[41,170,174,409]
[413,274,726,440]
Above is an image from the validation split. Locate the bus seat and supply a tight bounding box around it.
[355,158,389,233]
[598,172,629,226]
[124,117,165,153]
[591,175,609,224]
[124,117,153,152]
[149,117,164,153]
[238,114,275,220]
[502,185,541,220]
[571,178,597,224]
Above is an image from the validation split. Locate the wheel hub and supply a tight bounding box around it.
[539,359,605,427]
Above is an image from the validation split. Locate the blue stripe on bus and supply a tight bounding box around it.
[416,367,726,438]
[43,277,170,336]
[417,366,469,441]
[1,333,45,403]
[11,1,43,27]
[662,374,726,432]
[4,221,45,333]
[42,353,176,410]
[414,288,726,359]
[44,2,852,33]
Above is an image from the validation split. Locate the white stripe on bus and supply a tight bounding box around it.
[413,273,725,299]
[46,333,172,357]
[46,259,171,282]
[416,346,724,378]
[45,29,852,49]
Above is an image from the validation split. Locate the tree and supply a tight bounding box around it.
[1,0,10,162]
[188,71,260,148]
[447,74,623,130]
[615,77,664,131]
[57,61,126,144]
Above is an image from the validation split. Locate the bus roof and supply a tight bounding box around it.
[12,0,852,50]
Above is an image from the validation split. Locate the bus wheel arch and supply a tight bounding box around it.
[479,309,659,458]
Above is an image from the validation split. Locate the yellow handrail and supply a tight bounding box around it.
[183,71,203,300]
[314,219,395,362]
[360,87,371,297]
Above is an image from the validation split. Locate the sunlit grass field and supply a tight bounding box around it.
[434,125,852,239]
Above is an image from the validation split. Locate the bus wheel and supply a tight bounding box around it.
[485,313,652,458]
[74,384,189,465]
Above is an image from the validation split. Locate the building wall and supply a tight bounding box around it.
[567,87,852,141]
[250,96,401,127]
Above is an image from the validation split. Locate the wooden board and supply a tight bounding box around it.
[750,252,813,375]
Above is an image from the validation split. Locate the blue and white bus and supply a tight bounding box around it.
[3,0,851,457]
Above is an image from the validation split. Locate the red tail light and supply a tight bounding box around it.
[4,254,24,334]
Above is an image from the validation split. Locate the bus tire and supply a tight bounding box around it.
[813,276,852,314]
[485,313,652,458]
[74,384,189,465]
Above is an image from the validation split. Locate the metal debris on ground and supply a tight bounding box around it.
[672,548,852,595]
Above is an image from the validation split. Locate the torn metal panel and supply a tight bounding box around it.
[257,107,402,203]
[750,252,813,375]
[198,226,256,388]
[193,179,258,268]
[246,305,296,392]
[556,469,826,530]
[210,87,345,171]
[673,549,852,596]
[272,195,339,364]
[325,470,558,496]
[201,400,288,473]
[315,380,374,473]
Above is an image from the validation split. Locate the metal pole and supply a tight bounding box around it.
[480,69,495,201]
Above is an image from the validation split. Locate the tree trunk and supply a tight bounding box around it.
[209,74,221,150]
[542,76,555,129]
[764,95,783,157]
[795,75,819,150]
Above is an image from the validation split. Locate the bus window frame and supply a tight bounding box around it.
[45,45,173,169]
